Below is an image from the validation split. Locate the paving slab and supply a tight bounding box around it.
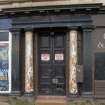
[0,96,8,102]
[0,102,10,105]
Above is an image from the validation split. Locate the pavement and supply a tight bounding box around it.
[0,96,34,105]
[0,96,105,105]
[0,102,9,105]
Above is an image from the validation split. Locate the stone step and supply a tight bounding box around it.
[35,96,67,105]
[0,96,8,102]
[0,102,9,105]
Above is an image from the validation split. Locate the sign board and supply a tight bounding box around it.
[41,53,50,61]
[0,43,9,91]
[55,53,64,61]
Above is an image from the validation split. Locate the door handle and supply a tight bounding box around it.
[52,78,59,84]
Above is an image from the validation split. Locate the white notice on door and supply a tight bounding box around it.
[55,53,64,61]
[41,54,50,61]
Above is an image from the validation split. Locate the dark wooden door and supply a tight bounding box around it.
[38,32,66,95]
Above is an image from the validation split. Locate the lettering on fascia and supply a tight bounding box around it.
[97,33,105,49]
[97,42,105,48]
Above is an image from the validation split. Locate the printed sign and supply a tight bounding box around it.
[55,53,64,61]
[41,54,50,61]
[0,43,9,91]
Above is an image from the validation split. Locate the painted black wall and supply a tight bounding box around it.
[82,28,93,93]
[0,13,94,95]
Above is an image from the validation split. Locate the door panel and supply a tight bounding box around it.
[38,32,66,95]
[54,34,64,48]
[95,53,105,80]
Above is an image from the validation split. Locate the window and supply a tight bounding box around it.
[0,30,12,93]
[95,53,105,80]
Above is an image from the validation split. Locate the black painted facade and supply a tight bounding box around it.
[0,3,105,97]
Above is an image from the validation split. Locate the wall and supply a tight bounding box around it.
[92,15,105,96]
[0,0,104,10]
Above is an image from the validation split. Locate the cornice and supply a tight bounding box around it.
[2,3,102,12]
[0,0,103,9]
[0,2,104,17]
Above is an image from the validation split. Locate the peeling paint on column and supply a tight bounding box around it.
[69,30,78,94]
[25,31,34,93]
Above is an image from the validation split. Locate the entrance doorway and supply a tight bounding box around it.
[38,32,66,95]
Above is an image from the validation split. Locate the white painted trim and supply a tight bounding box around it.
[0,0,103,10]
[9,32,12,93]
[0,41,9,44]
[0,31,12,93]
[0,30,9,33]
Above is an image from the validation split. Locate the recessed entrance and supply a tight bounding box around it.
[38,31,66,95]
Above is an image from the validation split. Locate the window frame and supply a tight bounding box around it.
[0,30,12,93]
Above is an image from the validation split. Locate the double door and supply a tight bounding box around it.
[38,32,66,95]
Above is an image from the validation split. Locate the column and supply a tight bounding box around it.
[11,28,21,95]
[69,30,78,94]
[83,28,92,93]
[25,30,34,94]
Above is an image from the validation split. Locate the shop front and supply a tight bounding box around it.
[0,3,105,97]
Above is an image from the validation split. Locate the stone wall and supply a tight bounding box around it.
[0,0,104,10]
[0,0,104,4]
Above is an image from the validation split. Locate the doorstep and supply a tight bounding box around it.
[0,96,8,102]
[35,95,67,105]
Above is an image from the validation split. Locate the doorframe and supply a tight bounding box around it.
[34,28,69,96]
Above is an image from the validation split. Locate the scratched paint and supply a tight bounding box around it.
[25,31,34,93]
[69,30,78,94]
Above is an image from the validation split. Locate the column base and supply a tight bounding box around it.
[10,91,21,96]
[24,92,34,97]
[81,92,93,98]
[68,92,93,98]
[68,93,78,97]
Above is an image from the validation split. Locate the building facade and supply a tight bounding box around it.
[0,0,105,98]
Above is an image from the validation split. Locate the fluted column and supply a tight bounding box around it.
[11,28,21,95]
[25,30,34,93]
[69,30,78,94]
[83,28,92,92]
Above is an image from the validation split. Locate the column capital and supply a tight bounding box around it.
[68,26,78,30]
[24,28,34,32]
[82,25,95,32]
[9,28,21,32]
